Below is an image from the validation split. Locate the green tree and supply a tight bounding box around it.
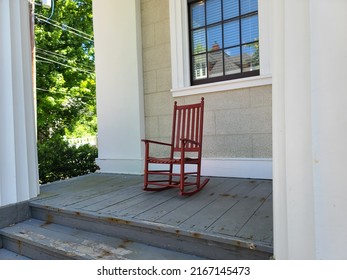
[35,0,98,183]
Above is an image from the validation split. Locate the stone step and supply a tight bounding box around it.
[29,202,272,259]
[0,219,204,260]
[0,248,30,260]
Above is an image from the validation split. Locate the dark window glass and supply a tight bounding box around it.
[189,0,259,85]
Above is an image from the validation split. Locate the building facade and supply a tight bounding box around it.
[1,0,347,259]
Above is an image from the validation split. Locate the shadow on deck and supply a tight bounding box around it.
[0,173,273,260]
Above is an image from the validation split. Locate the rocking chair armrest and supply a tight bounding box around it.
[180,138,201,146]
[141,139,173,147]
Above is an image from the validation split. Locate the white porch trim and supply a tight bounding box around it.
[96,157,272,180]
[93,0,145,175]
[146,158,272,179]
[96,158,143,175]
[0,0,39,207]
[272,0,347,259]
[172,74,272,97]
[202,158,272,179]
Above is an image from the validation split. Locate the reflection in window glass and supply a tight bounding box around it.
[241,0,258,15]
[189,0,259,85]
[242,43,259,71]
[192,29,206,54]
[193,54,207,80]
[223,0,239,19]
[191,2,205,28]
[208,50,223,77]
[206,0,222,25]
[241,15,259,44]
[224,20,240,48]
[207,25,223,50]
[225,47,241,74]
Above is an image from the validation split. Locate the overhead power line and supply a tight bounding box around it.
[36,48,95,72]
[35,14,94,42]
[36,55,95,75]
[37,14,93,39]
[36,87,96,100]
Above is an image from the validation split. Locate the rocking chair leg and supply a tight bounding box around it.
[143,163,149,191]
[179,161,185,194]
[168,163,173,185]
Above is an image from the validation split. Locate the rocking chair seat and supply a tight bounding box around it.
[147,157,199,164]
[142,97,209,195]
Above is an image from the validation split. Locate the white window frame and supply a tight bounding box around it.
[169,0,272,97]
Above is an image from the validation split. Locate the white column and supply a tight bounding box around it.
[93,0,145,174]
[0,0,39,207]
[272,0,347,259]
[310,0,347,259]
[271,0,288,259]
[272,0,316,259]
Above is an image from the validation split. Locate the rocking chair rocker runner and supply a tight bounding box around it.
[142,97,209,195]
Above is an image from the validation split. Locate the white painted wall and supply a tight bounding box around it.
[0,0,39,207]
[310,0,347,259]
[92,0,145,174]
[272,0,347,259]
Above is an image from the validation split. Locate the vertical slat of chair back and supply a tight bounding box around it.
[172,98,204,152]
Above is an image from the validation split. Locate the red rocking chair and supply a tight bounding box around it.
[142,97,209,195]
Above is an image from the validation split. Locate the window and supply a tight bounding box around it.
[188,0,259,85]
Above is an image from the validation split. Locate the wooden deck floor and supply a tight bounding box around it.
[32,173,273,253]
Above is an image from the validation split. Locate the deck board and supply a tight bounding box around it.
[236,190,273,243]
[155,177,242,226]
[178,180,259,232]
[101,191,172,216]
[207,181,272,242]
[134,177,230,222]
[76,184,143,212]
[112,189,180,217]
[35,173,273,248]
[34,174,133,207]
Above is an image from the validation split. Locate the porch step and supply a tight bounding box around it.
[29,202,272,259]
[0,248,30,260]
[0,219,204,260]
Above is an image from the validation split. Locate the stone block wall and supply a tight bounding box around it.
[141,0,272,159]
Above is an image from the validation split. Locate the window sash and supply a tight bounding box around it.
[188,0,260,85]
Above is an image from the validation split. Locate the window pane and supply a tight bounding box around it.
[193,54,207,80]
[224,20,239,48]
[241,0,258,15]
[241,15,258,44]
[242,43,259,72]
[206,0,222,25]
[188,0,259,84]
[225,47,241,75]
[223,0,239,19]
[208,50,223,77]
[191,1,205,29]
[192,29,206,54]
[207,24,222,50]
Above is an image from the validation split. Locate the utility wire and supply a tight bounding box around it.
[36,87,96,100]
[36,14,93,39]
[35,14,94,42]
[36,47,67,59]
[35,16,94,42]
[36,48,95,72]
[36,55,95,73]
[36,55,95,74]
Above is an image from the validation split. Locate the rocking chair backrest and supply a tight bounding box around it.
[171,97,205,153]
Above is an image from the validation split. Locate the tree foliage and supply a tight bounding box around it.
[35,0,98,183]
[38,137,98,184]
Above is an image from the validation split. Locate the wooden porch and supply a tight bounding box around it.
[0,173,273,259]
